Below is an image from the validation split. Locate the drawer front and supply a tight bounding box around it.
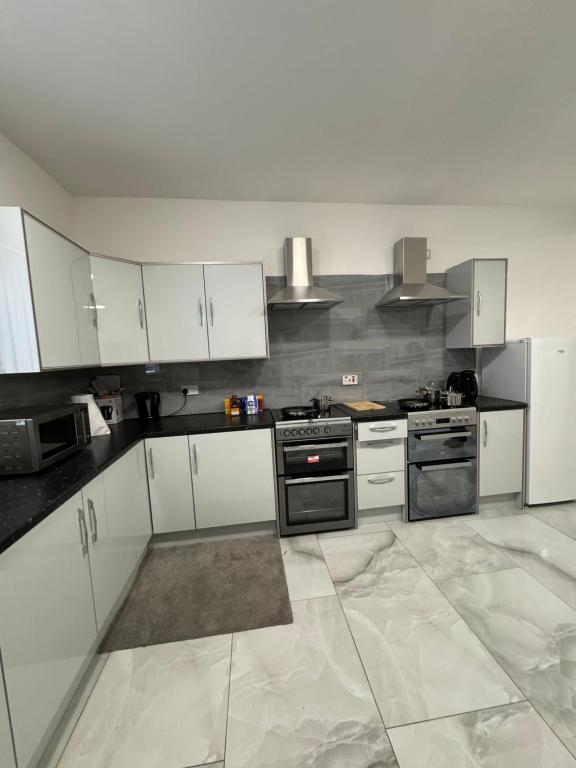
[357,419,407,442]
[357,471,405,510]
[356,439,405,475]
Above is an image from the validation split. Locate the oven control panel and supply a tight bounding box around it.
[407,408,477,431]
[275,418,353,442]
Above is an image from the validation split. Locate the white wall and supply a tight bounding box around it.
[74,197,576,339]
[0,131,74,235]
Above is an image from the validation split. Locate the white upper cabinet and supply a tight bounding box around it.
[190,428,276,528]
[479,409,524,497]
[445,259,507,348]
[203,263,268,359]
[0,492,97,768]
[0,207,99,373]
[91,255,149,364]
[143,264,209,362]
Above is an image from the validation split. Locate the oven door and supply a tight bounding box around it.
[277,438,352,476]
[408,426,477,464]
[408,458,477,521]
[278,471,356,536]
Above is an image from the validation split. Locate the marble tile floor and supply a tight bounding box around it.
[55,503,576,768]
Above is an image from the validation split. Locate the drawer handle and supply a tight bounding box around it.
[368,476,395,484]
[361,440,400,448]
[369,425,397,432]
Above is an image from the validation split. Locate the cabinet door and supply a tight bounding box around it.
[0,664,16,768]
[203,264,268,359]
[91,256,149,364]
[143,264,209,362]
[146,436,195,533]
[24,214,100,368]
[479,410,524,497]
[0,493,97,768]
[472,260,506,346]
[103,443,152,584]
[190,429,276,528]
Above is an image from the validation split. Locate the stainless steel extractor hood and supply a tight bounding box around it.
[267,237,344,310]
[376,237,468,307]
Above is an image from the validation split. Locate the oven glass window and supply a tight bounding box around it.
[38,415,78,460]
[408,459,477,521]
[286,477,349,527]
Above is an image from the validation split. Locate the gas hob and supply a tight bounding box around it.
[272,406,352,443]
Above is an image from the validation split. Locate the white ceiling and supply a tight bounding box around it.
[1,0,575,204]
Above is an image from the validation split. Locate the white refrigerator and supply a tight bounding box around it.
[482,337,576,506]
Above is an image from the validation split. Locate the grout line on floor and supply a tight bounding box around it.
[221,633,234,767]
[384,697,529,732]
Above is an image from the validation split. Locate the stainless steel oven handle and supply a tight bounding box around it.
[362,439,400,448]
[283,441,349,452]
[285,474,349,485]
[368,476,395,484]
[418,461,472,472]
[369,425,397,432]
[416,431,472,441]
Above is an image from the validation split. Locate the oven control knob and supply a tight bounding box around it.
[306,428,312,435]
[291,429,298,436]
[313,427,320,434]
[415,420,421,426]
[324,427,331,434]
[427,419,433,425]
[283,430,290,437]
[298,429,305,435]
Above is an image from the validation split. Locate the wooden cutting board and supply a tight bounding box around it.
[343,401,386,411]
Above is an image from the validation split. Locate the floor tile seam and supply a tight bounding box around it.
[524,507,576,542]
[521,695,576,762]
[221,633,234,767]
[459,520,576,615]
[431,566,536,708]
[384,697,530,732]
[330,584,402,768]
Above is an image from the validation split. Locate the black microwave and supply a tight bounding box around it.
[0,404,91,475]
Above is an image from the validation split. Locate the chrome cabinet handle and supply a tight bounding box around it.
[369,425,397,432]
[89,292,98,329]
[77,509,89,557]
[418,461,472,472]
[138,299,144,329]
[148,448,155,479]
[198,299,204,327]
[368,476,394,484]
[87,498,98,544]
[476,290,482,316]
[416,431,472,441]
[483,419,488,447]
[209,298,215,326]
[193,443,198,473]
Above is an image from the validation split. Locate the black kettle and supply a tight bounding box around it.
[134,391,161,419]
[446,370,478,403]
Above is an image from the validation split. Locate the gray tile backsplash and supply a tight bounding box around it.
[0,275,474,416]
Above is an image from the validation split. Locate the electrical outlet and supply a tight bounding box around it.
[342,374,359,386]
[181,385,199,396]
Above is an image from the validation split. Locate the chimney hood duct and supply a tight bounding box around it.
[267,238,344,310]
[376,237,468,307]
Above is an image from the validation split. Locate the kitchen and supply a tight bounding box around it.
[1,2,576,768]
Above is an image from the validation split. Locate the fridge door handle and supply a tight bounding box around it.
[476,290,482,317]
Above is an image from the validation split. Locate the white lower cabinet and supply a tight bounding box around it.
[355,422,407,510]
[357,471,405,510]
[0,493,97,768]
[0,662,16,768]
[479,409,524,497]
[146,436,196,533]
[190,429,276,528]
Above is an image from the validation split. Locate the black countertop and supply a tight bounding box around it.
[0,410,274,555]
[475,396,527,411]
